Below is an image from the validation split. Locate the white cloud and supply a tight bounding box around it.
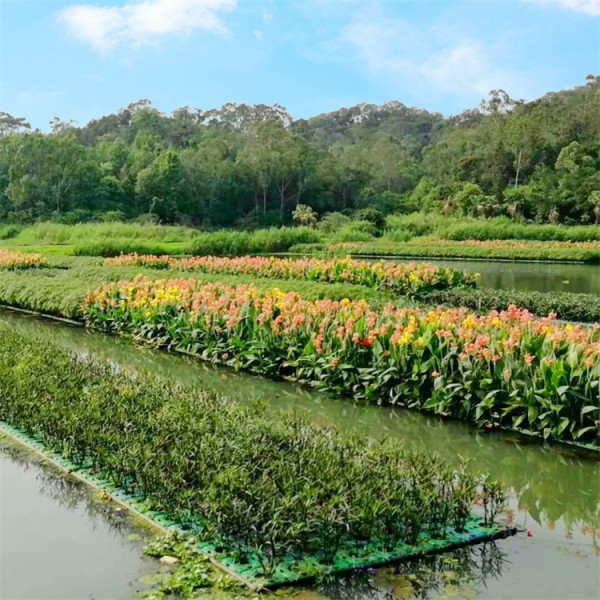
[58,0,237,53]
[342,16,530,102]
[522,0,600,16]
[253,29,263,41]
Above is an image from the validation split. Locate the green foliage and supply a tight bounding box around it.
[0,330,499,577]
[357,207,386,235]
[187,227,322,256]
[441,219,600,242]
[6,221,198,245]
[1,78,598,226]
[329,220,377,242]
[317,212,351,233]
[86,279,599,445]
[73,239,186,257]
[292,204,318,227]
[0,224,22,240]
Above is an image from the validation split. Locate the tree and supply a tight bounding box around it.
[292,204,317,227]
[0,113,31,135]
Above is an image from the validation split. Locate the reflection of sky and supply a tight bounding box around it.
[0,444,155,600]
[1,308,599,599]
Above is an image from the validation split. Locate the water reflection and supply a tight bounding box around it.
[319,543,508,599]
[367,257,600,295]
[0,441,150,538]
[0,439,159,600]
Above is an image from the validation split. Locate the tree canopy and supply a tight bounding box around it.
[1,77,598,226]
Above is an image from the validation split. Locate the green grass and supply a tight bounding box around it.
[188,227,323,256]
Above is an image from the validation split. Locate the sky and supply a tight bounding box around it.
[1,0,598,130]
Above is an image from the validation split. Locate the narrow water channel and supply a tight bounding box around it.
[0,308,598,599]
[369,257,600,295]
[0,440,159,600]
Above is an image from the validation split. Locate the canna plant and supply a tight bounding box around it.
[85,277,600,445]
[103,254,477,296]
[0,249,49,269]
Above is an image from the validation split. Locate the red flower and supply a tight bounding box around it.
[360,338,373,347]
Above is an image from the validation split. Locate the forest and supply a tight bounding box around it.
[0,75,598,228]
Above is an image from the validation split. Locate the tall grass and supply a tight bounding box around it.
[8,222,199,245]
[188,227,322,256]
[386,214,600,242]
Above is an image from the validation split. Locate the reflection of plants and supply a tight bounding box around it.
[0,441,146,539]
[0,331,505,579]
[318,542,508,600]
[481,475,507,527]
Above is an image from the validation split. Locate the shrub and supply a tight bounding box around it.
[357,208,386,235]
[0,224,22,240]
[330,221,377,242]
[317,212,350,233]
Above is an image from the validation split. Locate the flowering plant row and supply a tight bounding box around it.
[85,277,600,445]
[0,250,49,269]
[103,253,477,295]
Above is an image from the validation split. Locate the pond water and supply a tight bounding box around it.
[0,308,598,599]
[384,257,600,295]
[0,440,160,600]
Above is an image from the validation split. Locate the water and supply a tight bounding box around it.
[0,308,598,599]
[0,440,160,600]
[372,257,600,295]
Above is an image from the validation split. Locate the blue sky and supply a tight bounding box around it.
[1,0,598,130]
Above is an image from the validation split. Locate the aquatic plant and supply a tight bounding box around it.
[103,254,477,295]
[0,330,502,578]
[0,250,49,270]
[85,277,600,445]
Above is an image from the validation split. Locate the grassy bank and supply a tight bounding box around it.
[85,277,600,446]
[0,328,505,584]
[3,220,599,262]
[291,239,600,263]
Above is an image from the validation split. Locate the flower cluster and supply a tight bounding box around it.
[86,277,600,445]
[103,254,477,295]
[0,250,49,269]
